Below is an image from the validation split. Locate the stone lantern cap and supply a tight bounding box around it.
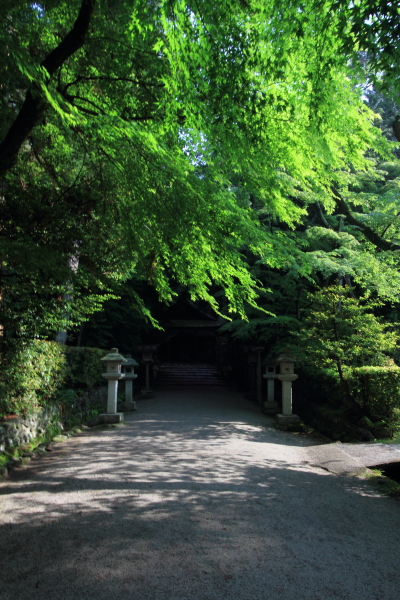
[276,353,295,374]
[263,356,278,378]
[121,354,138,379]
[101,348,127,379]
[263,355,278,367]
[101,348,127,364]
[122,354,139,368]
[276,353,295,362]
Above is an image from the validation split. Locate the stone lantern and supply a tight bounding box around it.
[99,348,126,423]
[137,344,159,396]
[276,354,300,425]
[119,355,139,411]
[262,358,279,415]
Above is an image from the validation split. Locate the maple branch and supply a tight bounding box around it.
[333,189,400,251]
[0,0,96,177]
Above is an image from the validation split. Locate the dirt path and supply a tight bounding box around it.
[1,387,400,600]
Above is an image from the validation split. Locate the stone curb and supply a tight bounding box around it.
[306,443,368,476]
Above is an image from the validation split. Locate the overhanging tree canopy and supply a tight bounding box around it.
[0,0,396,337]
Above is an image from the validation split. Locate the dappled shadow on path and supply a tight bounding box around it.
[1,390,400,600]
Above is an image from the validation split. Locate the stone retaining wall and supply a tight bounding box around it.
[64,386,107,424]
[0,386,107,453]
[0,405,61,452]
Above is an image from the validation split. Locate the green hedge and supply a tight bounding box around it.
[0,340,67,417]
[295,365,400,439]
[294,367,353,439]
[0,341,106,418]
[64,347,105,389]
[347,366,400,428]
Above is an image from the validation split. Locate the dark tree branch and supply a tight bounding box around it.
[316,201,330,228]
[64,75,165,89]
[70,104,99,117]
[381,211,400,237]
[59,90,104,116]
[0,0,96,177]
[333,189,400,251]
[28,135,60,183]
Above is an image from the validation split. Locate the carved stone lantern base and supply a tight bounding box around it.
[118,401,137,411]
[98,412,124,424]
[276,413,301,426]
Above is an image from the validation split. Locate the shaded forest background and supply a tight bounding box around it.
[2,0,400,439]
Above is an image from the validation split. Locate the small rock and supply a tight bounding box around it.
[52,435,68,443]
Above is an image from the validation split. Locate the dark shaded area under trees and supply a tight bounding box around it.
[2,0,400,440]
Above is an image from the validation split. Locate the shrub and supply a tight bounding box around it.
[55,387,106,429]
[295,365,400,439]
[64,347,105,389]
[0,340,67,417]
[347,366,400,429]
[294,367,353,439]
[0,342,106,418]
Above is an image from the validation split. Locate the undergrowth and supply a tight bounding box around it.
[365,469,400,497]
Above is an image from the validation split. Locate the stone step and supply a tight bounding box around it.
[156,363,225,386]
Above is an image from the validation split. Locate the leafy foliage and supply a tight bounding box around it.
[294,286,398,369]
[2,0,400,435]
[0,0,393,339]
[347,366,400,431]
[0,340,67,417]
[333,0,400,96]
[63,346,105,389]
[0,340,106,417]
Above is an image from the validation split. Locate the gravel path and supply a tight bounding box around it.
[1,387,400,600]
